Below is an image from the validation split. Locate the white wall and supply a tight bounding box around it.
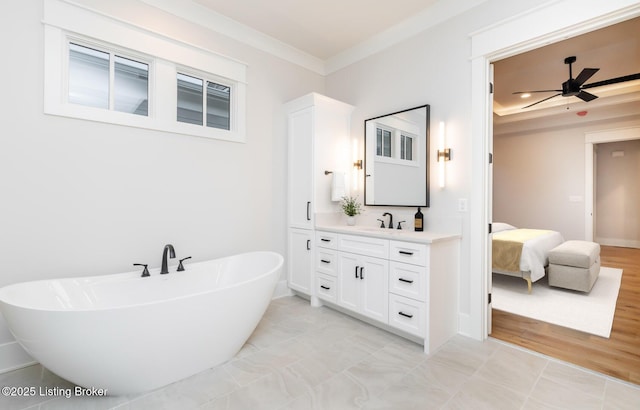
[493,117,640,240]
[3,0,638,372]
[325,0,545,334]
[0,0,323,369]
[596,139,640,247]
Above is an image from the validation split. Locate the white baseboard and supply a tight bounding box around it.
[596,237,640,249]
[272,279,293,299]
[457,312,471,338]
[0,341,36,374]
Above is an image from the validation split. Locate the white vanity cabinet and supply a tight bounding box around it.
[336,235,389,322]
[288,228,313,294]
[387,241,429,338]
[315,231,338,303]
[315,228,459,354]
[285,93,353,298]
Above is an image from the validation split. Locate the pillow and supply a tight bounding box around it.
[493,222,517,233]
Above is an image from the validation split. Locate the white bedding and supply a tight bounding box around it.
[493,225,564,282]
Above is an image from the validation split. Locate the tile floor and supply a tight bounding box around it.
[1,295,639,409]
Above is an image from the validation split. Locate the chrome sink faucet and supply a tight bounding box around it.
[160,244,175,274]
[383,212,393,229]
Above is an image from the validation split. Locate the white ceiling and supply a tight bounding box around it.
[493,17,640,126]
[193,0,439,60]
[147,1,639,126]
[143,0,486,74]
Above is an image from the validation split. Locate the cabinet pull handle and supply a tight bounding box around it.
[398,278,414,284]
[355,266,359,279]
[399,250,414,256]
[306,202,311,221]
[398,311,413,319]
[321,238,330,242]
[306,240,311,250]
[321,259,330,264]
[320,285,330,290]
[360,266,364,280]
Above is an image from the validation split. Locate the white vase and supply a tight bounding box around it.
[346,216,356,226]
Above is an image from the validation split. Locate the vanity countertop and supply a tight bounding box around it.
[315,224,460,244]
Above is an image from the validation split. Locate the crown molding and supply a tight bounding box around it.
[139,0,326,74]
[325,0,487,74]
[140,0,487,76]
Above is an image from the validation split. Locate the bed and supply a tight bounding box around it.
[492,223,565,293]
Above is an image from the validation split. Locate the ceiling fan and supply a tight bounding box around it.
[513,56,640,109]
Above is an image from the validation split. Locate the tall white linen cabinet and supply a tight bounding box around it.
[285,93,354,303]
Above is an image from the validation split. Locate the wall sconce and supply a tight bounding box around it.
[437,121,451,188]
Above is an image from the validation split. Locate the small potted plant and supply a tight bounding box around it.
[341,196,362,226]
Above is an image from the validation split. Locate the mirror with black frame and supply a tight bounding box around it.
[364,105,429,206]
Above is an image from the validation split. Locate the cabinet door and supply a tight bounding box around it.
[288,108,314,228]
[336,252,359,312]
[288,228,313,294]
[360,256,389,323]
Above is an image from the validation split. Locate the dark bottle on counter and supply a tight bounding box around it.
[414,207,423,232]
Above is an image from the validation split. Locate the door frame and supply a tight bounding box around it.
[585,127,640,241]
[469,0,640,340]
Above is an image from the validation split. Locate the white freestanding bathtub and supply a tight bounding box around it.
[0,251,283,395]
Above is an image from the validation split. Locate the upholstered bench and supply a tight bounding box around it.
[548,240,601,292]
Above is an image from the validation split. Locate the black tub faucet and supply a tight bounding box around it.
[161,244,175,274]
[383,212,393,229]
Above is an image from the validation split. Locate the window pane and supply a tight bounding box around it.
[69,43,109,109]
[383,130,391,157]
[401,135,413,160]
[376,128,382,156]
[177,73,203,125]
[206,81,230,130]
[114,56,148,116]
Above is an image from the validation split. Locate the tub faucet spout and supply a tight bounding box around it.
[161,244,175,274]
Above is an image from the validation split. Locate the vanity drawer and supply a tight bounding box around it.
[389,261,426,302]
[338,234,389,259]
[316,273,336,303]
[316,249,337,276]
[316,231,338,249]
[388,294,426,338]
[389,240,428,266]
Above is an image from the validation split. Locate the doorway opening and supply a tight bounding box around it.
[473,3,640,385]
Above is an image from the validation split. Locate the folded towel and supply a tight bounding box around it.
[331,172,346,202]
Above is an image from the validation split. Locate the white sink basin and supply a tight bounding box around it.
[346,226,401,235]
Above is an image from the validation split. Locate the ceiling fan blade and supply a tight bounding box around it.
[513,89,562,94]
[574,68,599,86]
[521,93,562,109]
[582,73,640,89]
[576,90,598,102]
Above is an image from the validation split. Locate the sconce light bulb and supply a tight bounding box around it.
[438,121,446,188]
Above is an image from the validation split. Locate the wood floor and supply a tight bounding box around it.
[491,245,640,385]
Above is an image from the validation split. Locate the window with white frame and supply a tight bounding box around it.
[376,127,392,157]
[176,73,231,130]
[68,43,149,116]
[44,0,247,142]
[373,123,418,166]
[400,134,413,160]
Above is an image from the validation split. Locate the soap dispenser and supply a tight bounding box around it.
[414,207,424,232]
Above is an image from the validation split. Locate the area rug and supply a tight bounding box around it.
[492,267,623,338]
